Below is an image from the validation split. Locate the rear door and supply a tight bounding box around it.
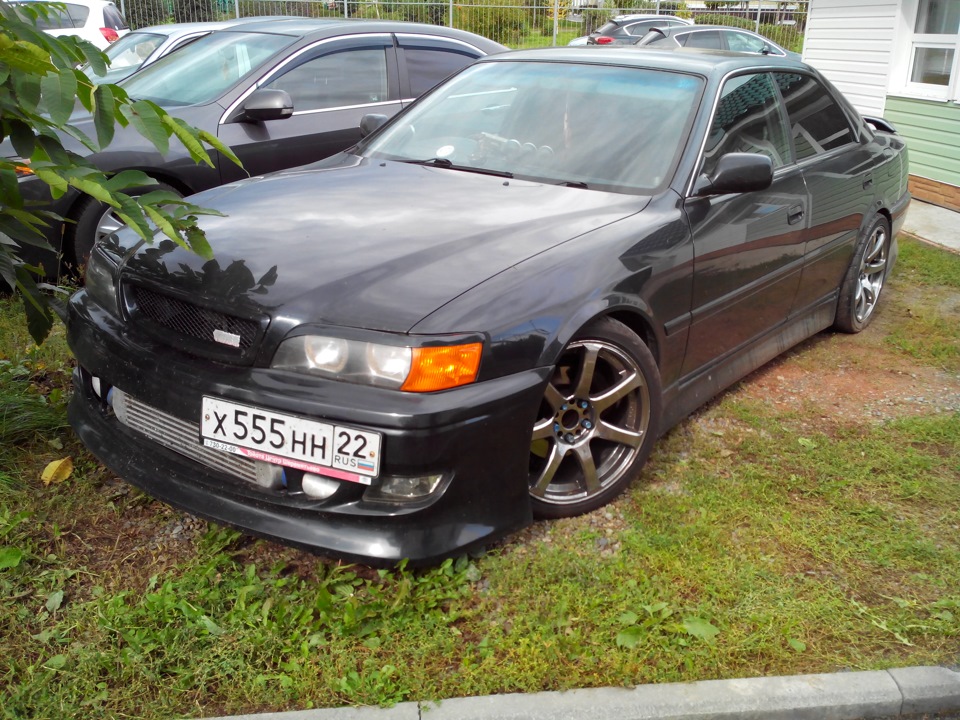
[396,33,488,105]
[218,34,401,181]
[772,71,884,312]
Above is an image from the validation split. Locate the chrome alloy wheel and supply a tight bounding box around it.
[529,338,651,506]
[854,222,888,324]
[95,206,126,245]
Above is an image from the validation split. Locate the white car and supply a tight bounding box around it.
[14,0,129,49]
[83,18,293,84]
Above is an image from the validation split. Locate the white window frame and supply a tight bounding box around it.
[890,0,960,102]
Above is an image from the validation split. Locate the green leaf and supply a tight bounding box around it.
[10,120,37,160]
[16,265,55,344]
[103,170,158,193]
[45,590,65,612]
[198,615,225,636]
[618,611,639,626]
[0,242,17,290]
[44,654,68,670]
[59,123,99,153]
[40,69,78,126]
[163,115,212,167]
[798,437,817,449]
[121,100,169,155]
[143,204,182,246]
[788,637,807,652]
[184,225,214,260]
[682,617,721,643]
[92,84,115,149]
[615,625,642,649]
[73,68,95,111]
[32,167,69,198]
[198,129,243,170]
[0,546,23,570]
[0,41,56,76]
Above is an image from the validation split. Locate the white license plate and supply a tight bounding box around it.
[200,397,381,483]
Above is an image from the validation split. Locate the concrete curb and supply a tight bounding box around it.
[205,666,960,720]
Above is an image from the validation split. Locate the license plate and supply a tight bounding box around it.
[200,397,381,483]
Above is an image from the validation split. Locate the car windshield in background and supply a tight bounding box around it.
[120,31,293,106]
[363,61,704,194]
[85,31,164,83]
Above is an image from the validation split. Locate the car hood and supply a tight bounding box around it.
[120,157,649,334]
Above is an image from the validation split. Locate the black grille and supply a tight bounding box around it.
[129,284,260,352]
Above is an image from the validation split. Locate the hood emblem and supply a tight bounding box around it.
[213,329,241,347]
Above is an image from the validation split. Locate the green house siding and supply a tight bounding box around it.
[884,96,960,187]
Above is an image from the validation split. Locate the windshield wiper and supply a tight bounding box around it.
[405,158,513,179]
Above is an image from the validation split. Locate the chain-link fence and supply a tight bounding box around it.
[119,0,807,53]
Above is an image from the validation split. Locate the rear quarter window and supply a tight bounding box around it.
[404,47,479,97]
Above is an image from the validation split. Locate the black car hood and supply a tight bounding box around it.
[121,157,649,333]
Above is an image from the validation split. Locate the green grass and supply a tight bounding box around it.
[0,238,959,718]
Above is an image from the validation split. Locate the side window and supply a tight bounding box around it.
[404,47,478,97]
[726,31,768,54]
[264,48,388,113]
[702,72,791,176]
[774,73,855,160]
[625,21,657,36]
[683,30,724,49]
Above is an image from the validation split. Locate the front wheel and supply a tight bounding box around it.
[529,317,662,519]
[833,214,891,333]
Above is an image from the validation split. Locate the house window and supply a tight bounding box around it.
[906,0,960,99]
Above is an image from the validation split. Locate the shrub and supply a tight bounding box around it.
[455,0,528,45]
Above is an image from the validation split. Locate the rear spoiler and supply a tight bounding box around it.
[863,116,897,133]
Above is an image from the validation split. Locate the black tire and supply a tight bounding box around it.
[833,214,891,334]
[528,316,662,519]
[64,182,181,274]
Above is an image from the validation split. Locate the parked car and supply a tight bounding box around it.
[636,24,801,59]
[11,0,128,49]
[9,18,506,273]
[67,48,910,566]
[82,17,292,85]
[587,14,692,45]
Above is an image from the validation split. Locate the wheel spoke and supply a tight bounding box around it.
[543,382,567,414]
[596,420,643,448]
[98,213,124,239]
[866,230,886,262]
[573,344,599,399]
[532,417,555,441]
[531,442,566,496]
[574,443,601,493]
[593,371,641,412]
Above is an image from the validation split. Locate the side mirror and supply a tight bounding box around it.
[359,113,389,137]
[693,153,773,197]
[239,89,293,122]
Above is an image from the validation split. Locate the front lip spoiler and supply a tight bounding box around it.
[68,361,544,566]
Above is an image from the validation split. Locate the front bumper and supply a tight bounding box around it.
[67,291,547,565]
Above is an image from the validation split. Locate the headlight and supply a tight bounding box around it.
[84,247,120,316]
[272,335,481,392]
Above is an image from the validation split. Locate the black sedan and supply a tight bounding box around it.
[67,48,910,565]
[11,18,505,273]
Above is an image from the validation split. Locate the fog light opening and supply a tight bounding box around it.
[302,473,341,500]
[370,474,444,501]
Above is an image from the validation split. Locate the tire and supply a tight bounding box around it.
[64,182,181,273]
[833,214,891,334]
[528,316,662,519]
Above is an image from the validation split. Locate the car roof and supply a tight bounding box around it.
[609,13,689,23]
[204,17,506,48]
[131,17,294,37]
[484,46,806,76]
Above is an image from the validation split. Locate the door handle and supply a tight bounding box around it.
[788,205,804,225]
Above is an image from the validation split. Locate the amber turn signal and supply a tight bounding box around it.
[401,343,482,392]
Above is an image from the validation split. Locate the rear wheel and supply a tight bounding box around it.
[64,182,181,274]
[529,317,661,518]
[833,214,890,333]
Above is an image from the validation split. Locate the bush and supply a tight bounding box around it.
[127,0,171,29]
[172,0,218,21]
[693,12,753,29]
[455,0,528,45]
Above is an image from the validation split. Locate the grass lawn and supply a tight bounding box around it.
[0,237,958,719]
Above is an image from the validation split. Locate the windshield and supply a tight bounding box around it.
[120,30,294,106]
[363,60,704,194]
